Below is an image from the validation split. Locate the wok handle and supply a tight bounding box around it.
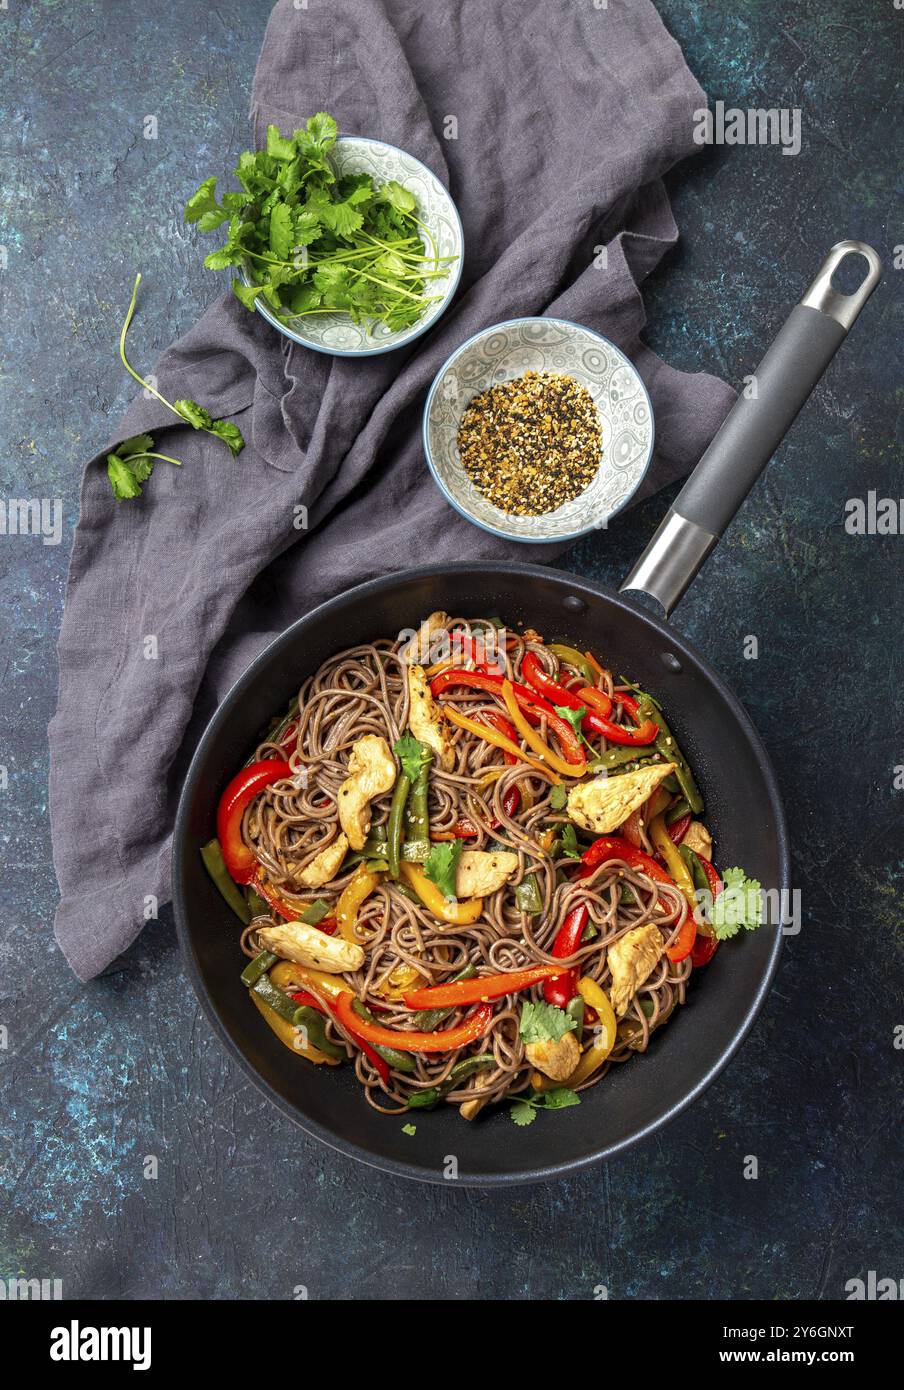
[621,241,882,616]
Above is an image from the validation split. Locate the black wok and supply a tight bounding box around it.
[173,244,880,1184]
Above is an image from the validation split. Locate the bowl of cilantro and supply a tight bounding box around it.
[185,113,464,358]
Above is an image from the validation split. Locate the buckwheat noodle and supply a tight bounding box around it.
[238,620,692,1115]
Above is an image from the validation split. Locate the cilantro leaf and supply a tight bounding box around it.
[555,823,581,860]
[393,734,431,782]
[508,1087,580,1125]
[269,202,295,260]
[549,785,568,811]
[401,1122,417,1136]
[266,124,296,162]
[303,111,338,151]
[380,179,417,214]
[711,868,763,941]
[207,419,245,457]
[519,1000,577,1045]
[184,176,221,224]
[232,280,264,310]
[173,399,213,430]
[423,839,462,901]
[106,452,143,500]
[117,433,154,459]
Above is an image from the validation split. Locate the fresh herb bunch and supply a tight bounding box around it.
[107,273,245,500]
[184,112,454,334]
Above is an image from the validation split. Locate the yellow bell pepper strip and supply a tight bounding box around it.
[567,976,617,1086]
[333,993,493,1053]
[547,643,597,685]
[336,863,382,943]
[500,680,586,778]
[399,861,484,924]
[402,963,564,1010]
[442,704,561,784]
[269,959,348,1001]
[249,982,340,1065]
[648,811,696,909]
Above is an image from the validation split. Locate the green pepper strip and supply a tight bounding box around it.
[407,1054,496,1109]
[297,899,332,926]
[411,964,478,1031]
[201,838,251,923]
[548,643,596,685]
[351,999,417,1074]
[679,844,710,896]
[590,744,660,774]
[240,949,278,987]
[291,1005,347,1060]
[634,693,704,813]
[251,973,300,1022]
[387,773,411,879]
[666,797,692,825]
[245,888,271,917]
[515,873,543,915]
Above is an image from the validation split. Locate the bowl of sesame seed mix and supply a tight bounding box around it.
[423,318,654,542]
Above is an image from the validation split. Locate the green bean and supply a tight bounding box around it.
[245,888,271,918]
[240,949,278,987]
[351,999,416,1074]
[251,973,299,1022]
[406,1054,496,1109]
[634,693,703,813]
[404,743,433,845]
[412,964,478,1031]
[589,744,660,774]
[297,899,332,926]
[386,773,411,878]
[201,838,251,923]
[665,797,692,825]
[291,1005,346,1060]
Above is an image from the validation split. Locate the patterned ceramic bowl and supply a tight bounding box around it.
[241,136,463,357]
[423,318,655,542]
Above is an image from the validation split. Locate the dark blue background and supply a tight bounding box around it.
[1,0,901,1299]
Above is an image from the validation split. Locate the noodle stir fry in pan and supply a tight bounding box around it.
[202,614,760,1122]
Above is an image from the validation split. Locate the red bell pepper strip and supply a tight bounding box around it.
[667,814,692,845]
[574,686,658,746]
[690,933,718,967]
[217,759,292,884]
[477,708,519,763]
[576,685,614,719]
[432,669,585,765]
[580,836,695,962]
[333,994,494,1053]
[277,719,299,752]
[402,964,564,1010]
[430,667,555,716]
[542,903,590,1008]
[292,990,390,1082]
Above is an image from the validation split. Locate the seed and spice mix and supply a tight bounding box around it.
[456,370,602,516]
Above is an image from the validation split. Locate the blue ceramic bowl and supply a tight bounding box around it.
[241,136,463,358]
[423,317,655,541]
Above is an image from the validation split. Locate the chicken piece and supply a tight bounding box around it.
[455,850,519,898]
[683,820,713,861]
[337,735,396,850]
[291,833,349,888]
[606,924,664,1018]
[407,664,455,771]
[256,920,365,974]
[525,1030,581,1081]
[459,1096,488,1121]
[567,761,676,835]
[403,611,450,664]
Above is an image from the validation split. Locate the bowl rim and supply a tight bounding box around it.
[422,316,656,543]
[172,560,787,1186]
[243,134,464,358]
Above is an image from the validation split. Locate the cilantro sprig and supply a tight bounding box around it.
[107,273,245,500]
[510,1088,581,1127]
[519,1000,577,1046]
[185,113,457,335]
[423,839,462,900]
[710,867,763,940]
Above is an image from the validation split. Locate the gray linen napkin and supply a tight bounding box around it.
[49,0,735,980]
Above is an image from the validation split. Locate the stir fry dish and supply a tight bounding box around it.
[202,615,763,1124]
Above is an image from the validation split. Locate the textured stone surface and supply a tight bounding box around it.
[1,0,902,1299]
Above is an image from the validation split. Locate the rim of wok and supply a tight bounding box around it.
[173,561,788,1185]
